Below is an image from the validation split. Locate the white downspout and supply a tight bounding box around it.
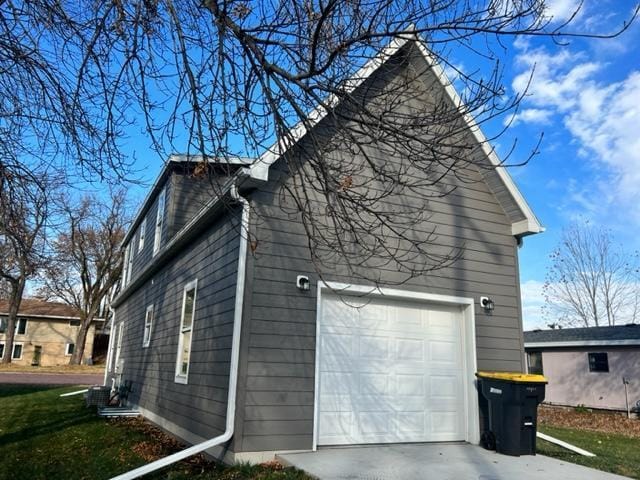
[110,185,250,480]
[103,308,117,387]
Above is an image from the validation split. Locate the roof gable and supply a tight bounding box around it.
[247,32,543,238]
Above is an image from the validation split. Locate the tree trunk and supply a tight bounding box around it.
[70,310,96,365]
[1,280,25,364]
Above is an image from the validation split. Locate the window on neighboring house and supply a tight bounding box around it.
[16,318,27,335]
[65,343,75,356]
[0,317,28,335]
[0,344,4,359]
[69,319,81,327]
[138,218,146,252]
[527,351,543,375]
[588,352,609,372]
[153,188,166,256]
[143,304,154,348]
[12,343,22,360]
[175,279,197,384]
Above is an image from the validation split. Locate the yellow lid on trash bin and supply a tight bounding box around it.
[476,371,547,383]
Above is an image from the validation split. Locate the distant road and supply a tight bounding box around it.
[0,372,103,385]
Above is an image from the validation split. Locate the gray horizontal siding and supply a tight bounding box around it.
[114,206,241,442]
[235,45,526,453]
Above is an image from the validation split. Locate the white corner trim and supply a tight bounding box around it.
[525,339,640,349]
[313,282,479,448]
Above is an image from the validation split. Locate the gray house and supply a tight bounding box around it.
[105,34,543,463]
[524,325,640,412]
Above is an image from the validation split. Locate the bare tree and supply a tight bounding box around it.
[2,1,637,285]
[38,190,130,365]
[0,167,51,363]
[543,223,640,327]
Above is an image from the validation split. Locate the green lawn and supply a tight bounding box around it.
[538,425,640,479]
[0,384,310,480]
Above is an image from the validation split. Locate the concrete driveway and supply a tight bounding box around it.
[0,372,103,385]
[278,443,628,480]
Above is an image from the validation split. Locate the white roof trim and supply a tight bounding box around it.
[0,312,104,322]
[525,339,640,348]
[248,32,543,236]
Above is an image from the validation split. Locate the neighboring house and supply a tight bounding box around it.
[105,34,543,463]
[0,299,103,366]
[524,325,640,412]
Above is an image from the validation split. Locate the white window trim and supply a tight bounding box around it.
[0,343,4,359]
[153,188,166,256]
[143,304,154,348]
[114,321,124,371]
[122,244,130,288]
[65,343,75,356]
[175,278,198,384]
[11,342,23,360]
[138,218,146,252]
[16,317,27,336]
[312,282,479,450]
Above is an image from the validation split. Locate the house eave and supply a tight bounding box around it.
[525,339,640,349]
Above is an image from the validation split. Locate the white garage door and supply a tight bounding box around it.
[317,294,467,445]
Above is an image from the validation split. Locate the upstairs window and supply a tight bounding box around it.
[0,317,27,335]
[588,352,609,372]
[122,244,130,287]
[527,351,543,375]
[143,304,154,348]
[153,188,166,256]
[16,318,27,335]
[69,319,81,327]
[138,219,146,252]
[127,243,135,283]
[175,279,197,384]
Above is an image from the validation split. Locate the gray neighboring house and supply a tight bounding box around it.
[524,325,640,412]
[105,34,543,463]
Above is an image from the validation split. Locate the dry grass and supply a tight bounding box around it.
[0,363,105,374]
[539,405,640,438]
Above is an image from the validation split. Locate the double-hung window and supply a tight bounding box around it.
[143,304,154,348]
[175,279,197,384]
[153,188,166,256]
[0,317,27,335]
[65,343,75,356]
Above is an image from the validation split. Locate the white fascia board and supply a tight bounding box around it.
[525,340,640,348]
[411,40,544,237]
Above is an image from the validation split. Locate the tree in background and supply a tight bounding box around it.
[543,223,640,327]
[0,167,52,363]
[38,190,130,365]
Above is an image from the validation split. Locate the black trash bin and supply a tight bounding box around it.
[476,371,547,456]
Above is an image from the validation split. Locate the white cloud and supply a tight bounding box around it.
[511,42,640,221]
[543,0,584,24]
[506,108,553,126]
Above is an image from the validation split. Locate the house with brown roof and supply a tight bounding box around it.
[0,299,104,366]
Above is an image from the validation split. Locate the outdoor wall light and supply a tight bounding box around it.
[296,275,310,291]
[480,296,495,312]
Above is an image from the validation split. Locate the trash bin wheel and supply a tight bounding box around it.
[481,431,496,451]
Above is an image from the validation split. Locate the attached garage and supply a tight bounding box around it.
[314,283,479,448]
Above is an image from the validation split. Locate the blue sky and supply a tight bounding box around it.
[120,1,640,330]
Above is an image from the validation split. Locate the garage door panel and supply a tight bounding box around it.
[318,294,467,446]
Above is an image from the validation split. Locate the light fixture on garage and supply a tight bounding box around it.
[296,275,310,291]
[480,296,495,313]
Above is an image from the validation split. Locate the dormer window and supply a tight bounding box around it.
[153,188,166,256]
